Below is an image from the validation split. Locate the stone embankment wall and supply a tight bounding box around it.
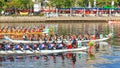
[0,16,120,23]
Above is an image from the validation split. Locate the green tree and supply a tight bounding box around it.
[50,0,75,8]
[64,0,74,8]
[6,0,20,8]
[20,0,31,9]
[0,0,4,7]
[76,0,83,7]
[0,0,7,11]
[6,0,34,9]
[50,0,63,8]
[83,0,89,7]
[0,0,4,12]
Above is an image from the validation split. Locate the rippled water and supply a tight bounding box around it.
[0,21,120,68]
[0,41,120,68]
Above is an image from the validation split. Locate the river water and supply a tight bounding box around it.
[0,21,120,68]
[1,21,120,35]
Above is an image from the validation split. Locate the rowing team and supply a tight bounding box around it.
[0,41,79,51]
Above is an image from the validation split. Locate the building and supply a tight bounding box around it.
[32,0,50,10]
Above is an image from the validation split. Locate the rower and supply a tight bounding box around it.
[77,40,82,48]
[48,42,55,50]
[100,32,103,39]
[31,44,39,50]
[14,44,22,50]
[56,43,63,49]
[44,35,48,43]
[0,43,2,50]
[56,41,64,49]
[66,41,72,49]
[71,36,77,48]
[91,35,96,40]
[0,43,5,51]
[39,43,46,50]
[5,43,13,50]
[83,35,88,47]
[95,29,99,39]
[23,44,32,51]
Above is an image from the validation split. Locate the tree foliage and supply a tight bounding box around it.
[6,0,34,9]
[49,0,119,8]
[0,0,119,12]
[0,0,34,11]
[50,0,75,8]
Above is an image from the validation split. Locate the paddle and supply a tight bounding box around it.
[20,48,24,52]
[36,39,42,52]
[29,39,35,53]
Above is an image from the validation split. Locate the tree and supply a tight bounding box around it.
[50,0,75,8]
[83,0,89,7]
[0,0,4,8]
[5,0,34,9]
[50,0,63,8]
[118,0,120,6]
[6,0,20,8]
[0,0,7,11]
[76,0,84,7]
[64,0,74,8]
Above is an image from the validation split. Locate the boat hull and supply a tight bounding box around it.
[0,46,88,55]
[4,36,109,44]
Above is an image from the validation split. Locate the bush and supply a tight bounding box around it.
[12,14,17,17]
[38,13,44,16]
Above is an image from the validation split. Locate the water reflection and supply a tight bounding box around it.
[0,22,109,35]
[0,52,84,68]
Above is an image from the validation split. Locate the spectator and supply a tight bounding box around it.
[1,10,4,15]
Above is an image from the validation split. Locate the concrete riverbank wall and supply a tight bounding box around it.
[0,16,120,23]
